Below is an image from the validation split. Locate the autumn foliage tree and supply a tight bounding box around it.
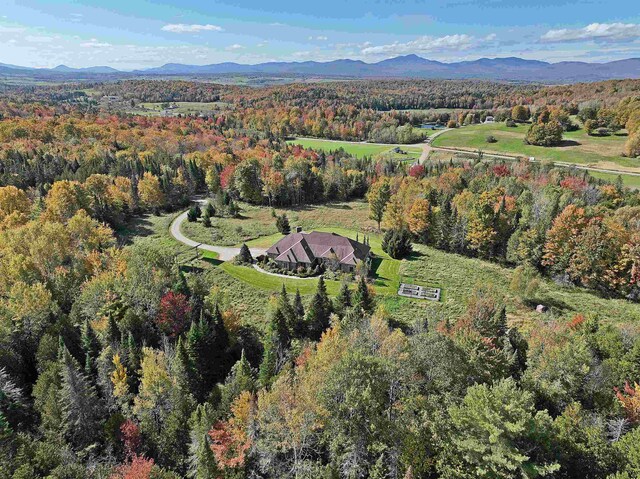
[156,291,192,337]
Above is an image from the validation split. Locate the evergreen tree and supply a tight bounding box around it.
[105,311,120,346]
[80,319,99,377]
[173,336,196,395]
[278,284,297,335]
[59,347,102,449]
[275,213,291,234]
[353,275,375,314]
[235,243,253,264]
[305,276,333,340]
[187,307,230,401]
[220,350,255,412]
[187,403,219,479]
[335,281,352,315]
[204,201,215,218]
[259,307,291,387]
[291,288,306,339]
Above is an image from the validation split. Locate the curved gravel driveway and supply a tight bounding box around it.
[169,202,267,261]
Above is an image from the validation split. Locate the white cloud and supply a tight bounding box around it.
[226,43,245,51]
[541,23,640,43]
[24,35,54,43]
[361,33,493,56]
[161,23,223,33]
[80,38,112,48]
[308,35,328,41]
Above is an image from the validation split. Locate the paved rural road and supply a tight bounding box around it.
[170,201,267,261]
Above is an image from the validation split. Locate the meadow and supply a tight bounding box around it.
[131,200,640,329]
[432,122,639,172]
[287,137,424,159]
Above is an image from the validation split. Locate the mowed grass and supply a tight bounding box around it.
[432,123,640,172]
[122,204,640,330]
[588,170,640,189]
[287,137,423,159]
[181,200,378,247]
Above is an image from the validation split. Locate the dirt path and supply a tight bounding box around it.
[169,201,267,261]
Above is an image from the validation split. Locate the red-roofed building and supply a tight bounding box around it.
[266,231,371,273]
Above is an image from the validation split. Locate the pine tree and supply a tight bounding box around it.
[353,275,375,314]
[259,307,291,387]
[278,284,297,336]
[305,276,333,340]
[220,350,255,412]
[173,337,196,395]
[187,307,230,401]
[59,347,102,449]
[106,311,120,346]
[236,243,253,264]
[291,288,306,339]
[80,319,99,377]
[335,281,352,315]
[188,403,219,479]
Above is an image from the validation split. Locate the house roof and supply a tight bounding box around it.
[267,231,370,266]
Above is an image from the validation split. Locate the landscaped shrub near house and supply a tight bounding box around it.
[234,243,253,265]
[486,135,498,143]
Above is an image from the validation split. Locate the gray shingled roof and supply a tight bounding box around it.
[267,231,370,266]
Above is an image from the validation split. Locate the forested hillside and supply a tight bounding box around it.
[1,78,640,479]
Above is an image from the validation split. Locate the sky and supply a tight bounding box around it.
[0,0,639,69]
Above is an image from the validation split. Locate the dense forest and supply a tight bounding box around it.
[2,78,640,479]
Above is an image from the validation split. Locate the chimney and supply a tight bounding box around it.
[295,226,303,233]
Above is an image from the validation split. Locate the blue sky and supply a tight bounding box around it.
[1,0,639,69]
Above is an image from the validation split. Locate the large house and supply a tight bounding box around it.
[266,231,371,273]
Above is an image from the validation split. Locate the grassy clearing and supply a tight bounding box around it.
[287,138,423,159]
[126,101,233,116]
[587,170,640,189]
[181,200,377,247]
[432,123,639,172]
[387,244,640,329]
[125,203,640,330]
[223,225,400,295]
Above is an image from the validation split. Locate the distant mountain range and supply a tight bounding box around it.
[2,55,640,83]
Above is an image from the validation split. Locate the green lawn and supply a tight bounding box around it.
[432,123,640,172]
[181,200,377,247]
[587,171,640,189]
[224,226,401,296]
[287,138,423,159]
[121,202,640,330]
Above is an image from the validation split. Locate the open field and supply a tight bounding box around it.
[180,200,377,247]
[120,202,640,329]
[426,148,640,188]
[432,122,640,172]
[287,137,424,159]
[179,201,401,295]
[125,101,233,116]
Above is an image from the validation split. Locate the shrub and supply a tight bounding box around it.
[204,202,215,218]
[446,120,457,128]
[381,228,413,259]
[202,212,212,227]
[275,214,291,234]
[234,243,253,265]
[505,119,517,127]
[187,205,201,222]
[486,135,497,143]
